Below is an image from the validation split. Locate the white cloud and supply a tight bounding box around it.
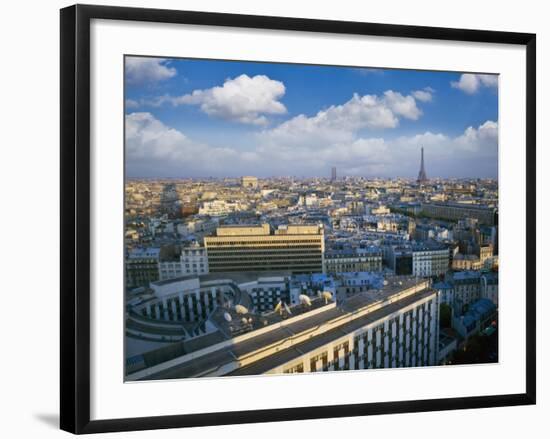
[125,99,140,109]
[451,73,498,94]
[161,74,287,125]
[125,58,176,85]
[125,112,241,176]
[258,90,423,150]
[412,88,434,102]
[383,91,422,119]
[253,119,498,177]
[125,111,498,179]
[455,120,498,151]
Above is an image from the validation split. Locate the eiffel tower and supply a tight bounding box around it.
[417,146,428,184]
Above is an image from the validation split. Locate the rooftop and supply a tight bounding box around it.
[151,271,291,287]
[128,248,161,259]
[133,276,431,380]
[424,202,496,211]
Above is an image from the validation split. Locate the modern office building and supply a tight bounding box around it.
[126,276,438,380]
[204,224,324,274]
[331,166,337,182]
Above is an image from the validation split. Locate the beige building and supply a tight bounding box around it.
[205,224,324,274]
[452,254,483,271]
[241,176,258,189]
[421,202,496,225]
[479,244,493,264]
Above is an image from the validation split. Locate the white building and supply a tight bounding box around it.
[127,277,439,380]
[158,243,209,281]
[198,200,246,215]
[180,244,209,275]
[412,244,449,277]
[158,260,184,280]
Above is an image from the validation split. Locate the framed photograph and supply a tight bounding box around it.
[60,4,536,434]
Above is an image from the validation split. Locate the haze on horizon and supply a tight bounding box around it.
[125,57,499,179]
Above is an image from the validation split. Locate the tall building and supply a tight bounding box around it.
[331,166,337,182]
[126,277,438,380]
[417,146,428,184]
[204,223,324,274]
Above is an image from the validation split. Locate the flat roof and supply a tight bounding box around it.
[228,289,436,376]
[140,276,430,380]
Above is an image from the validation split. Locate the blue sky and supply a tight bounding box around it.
[125,56,498,179]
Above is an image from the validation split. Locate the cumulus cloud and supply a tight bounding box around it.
[258,90,423,150]
[412,87,434,102]
[451,73,498,94]
[125,109,498,179]
[125,99,140,109]
[455,120,498,151]
[125,58,177,85]
[151,74,287,125]
[252,119,497,178]
[383,91,422,119]
[125,112,243,176]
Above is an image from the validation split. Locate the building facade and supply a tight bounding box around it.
[136,276,233,324]
[273,293,436,373]
[158,243,209,281]
[204,224,324,274]
[126,248,160,289]
[451,254,483,271]
[239,274,291,313]
[126,277,438,380]
[324,247,383,273]
[180,243,209,275]
[434,271,498,311]
[412,244,450,277]
[421,202,497,225]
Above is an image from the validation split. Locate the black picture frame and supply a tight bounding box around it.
[60,4,536,434]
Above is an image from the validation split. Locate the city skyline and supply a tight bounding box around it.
[125,57,499,179]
